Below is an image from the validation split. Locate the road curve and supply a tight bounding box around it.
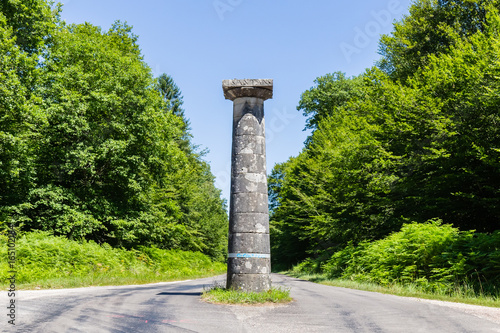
[3,274,500,333]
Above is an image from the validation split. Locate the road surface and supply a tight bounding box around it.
[2,274,500,332]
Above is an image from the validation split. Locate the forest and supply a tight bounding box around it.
[1,0,499,297]
[270,0,500,296]
[0,0,228,263]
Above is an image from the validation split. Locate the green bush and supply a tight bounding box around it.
[451,231,500,291]
[318,220,499,296]
[342,220,458,285]
[292,257,323,275]
[0,231,225,288]
[322,242,359,279]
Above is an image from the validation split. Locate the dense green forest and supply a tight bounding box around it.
[2,0,499,298]
[270,0,499,294]
[0,0,228,261]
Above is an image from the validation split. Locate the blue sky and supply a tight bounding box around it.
[59,0,413,202]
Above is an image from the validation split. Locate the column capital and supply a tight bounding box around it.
[223,79,273,101]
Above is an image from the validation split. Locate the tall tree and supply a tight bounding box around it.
[378,0,494,81]
[297,72,364,132]
[156,73,192,153]
[0,0,228,259]
[157,73,185,118]
[0,0,60,54]
[271,0,500,265]
[0,2,56,225]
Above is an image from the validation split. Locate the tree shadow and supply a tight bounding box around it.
[156,292,202,296]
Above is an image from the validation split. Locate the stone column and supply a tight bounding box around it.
[223,79,273,292]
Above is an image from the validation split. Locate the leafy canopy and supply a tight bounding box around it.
[0,1,228,261]
[270,0,500,267]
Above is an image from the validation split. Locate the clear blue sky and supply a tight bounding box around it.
[59,0,413,202]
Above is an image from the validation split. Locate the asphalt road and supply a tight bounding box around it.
[2,274,500,333]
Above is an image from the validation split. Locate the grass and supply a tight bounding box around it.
[6,269,227,290]
[0,231,226,290]
[285,271,500,308]
[202,282,293,305]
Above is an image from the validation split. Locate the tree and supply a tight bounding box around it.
[297,72,364,131]
[378,0,494,81]
[0,0,60,54]
[156,73,192,153]
[270,99,402,265]
[0,5,52,226]
[3,17,228,257]
[157,73,185,118]
[0,0,228,260]
[271,0,500,265]
[23,21,181,240]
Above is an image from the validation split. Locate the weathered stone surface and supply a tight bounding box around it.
[223,78,273,88]
[233,97,264,122]
[232,154,266,175]
[229,213,269,233]
[225,78,273,292]
[228,257,271,275]
[230,192,268,214]
[223,79,273,101]
[226,273,271,292]
[233,113,265,137]
[232,135,265,155]
[228,233,271,253]
[231,173,267,194]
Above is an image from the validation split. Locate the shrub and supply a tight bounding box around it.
[0,231,225,288]
[320,220,499,296]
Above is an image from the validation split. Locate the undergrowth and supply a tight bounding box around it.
[289,221,500,307]
[0,231,226,289]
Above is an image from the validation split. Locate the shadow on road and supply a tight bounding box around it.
[156,291,202,296]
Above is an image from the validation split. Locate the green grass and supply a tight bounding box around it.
[5,267,228,290]
[202,283,293,305]
[0,231,226,290]
[285,271,500,308]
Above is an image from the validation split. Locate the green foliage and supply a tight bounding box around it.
[316,243,357,278]
[286,272,500,308]
[270,0,500,267]
[157,73,185,119]
[0,231,225,288]
[0,1,228,260]
[0,0,60,54]
[298,72,365,131]
[379,8,500,231]
[270,96,403,264]
[0,11,45,221]
[331,221,459,285]
[378,0,494,81]
[156,73,192,152]
[314,221,500,296]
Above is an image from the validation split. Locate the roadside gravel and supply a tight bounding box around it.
[408,298,500,325]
